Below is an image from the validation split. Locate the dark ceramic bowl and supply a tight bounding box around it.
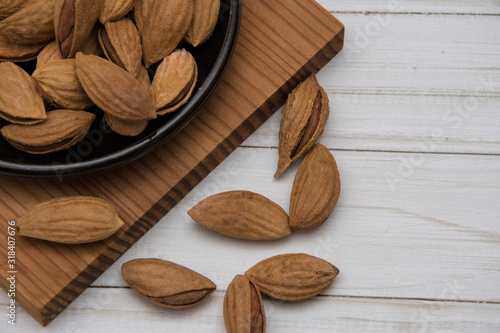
[0,0,241,179]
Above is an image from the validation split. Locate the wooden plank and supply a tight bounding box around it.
[2,289,499,332]
[92,148,500,302]
[0,0,345,326]
[317,0,500,14]
[245,13,500,154]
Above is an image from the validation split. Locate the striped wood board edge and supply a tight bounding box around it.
[0,0,344,326]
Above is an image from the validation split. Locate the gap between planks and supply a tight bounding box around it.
[86,287,500,305]
[237,146,500,157]
[329,11,500,17]
[326,89,500,101]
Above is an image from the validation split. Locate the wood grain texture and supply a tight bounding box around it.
[0,0,344,326]
[318,0,500,14]
[244,13,500,154]
[2,290,499,332]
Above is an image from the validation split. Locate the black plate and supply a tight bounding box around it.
[0,0,241,179]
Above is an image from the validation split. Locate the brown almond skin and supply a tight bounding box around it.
[0,0,56,45]
[184,0,220,47]
[137,65,151,90]
[0,62,46,124]
[1,110,95,154]
[289,144,341,230]
[105,114,149,137]
[16,196,124,244]
[0,0,33,20]
[135,0,194,67]
[245,253,339,302]
[78,25,103,57]
[75,53,157,121]
[33,59,94,110]
[121,258,216,309]
[275,74,330,177]
[54,0,100,58]
[99,18,143,79]
[37,41,63,68]
[224,275,266,333]
[37,29,102,68]
[188,190,291,241]
[0,36,47,62]
[99,0,135,23]
[150,49,198,115]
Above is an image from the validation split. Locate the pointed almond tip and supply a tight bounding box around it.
[274,159,290,178]
[332,263,340,276]
[187,207,195,219]
[187,206,201,224]
[75,52,85,65]
[116,216,126,228]
[274,168,284,178]
[143,54,156,69]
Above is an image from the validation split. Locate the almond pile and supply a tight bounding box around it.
[0,0,221,154]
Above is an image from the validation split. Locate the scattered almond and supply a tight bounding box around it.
[121,258,216,308]
[275,74,330,177]
[16,196,124,243]
[245,253,339,302]
[188,190,291,241]
[224,275,265,333]
[289,144,341,230]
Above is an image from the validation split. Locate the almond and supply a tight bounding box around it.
[188,190,291,241]
[224,275,266,333]
[245,253,339,302]
[0,0,55,45]
[289,144,341,230]
[121,258,216,308]
[75,53,157,122]
[1,109,95,154]
[33,59,94,110]
[0,0,34,20]
[134,0,194,67]
[99,0,135,23]
[54,0,100,58]
[150,49,198,115]
[104,114,149,137]
[184,0,220,47]
[0,62,46,124]
[16,196,124,244]
[99,17,143,80]
[37,40,63,68]
[0,36,47,62]
[275,74,330,177]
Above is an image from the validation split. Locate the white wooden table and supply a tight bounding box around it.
[2,1,500,331]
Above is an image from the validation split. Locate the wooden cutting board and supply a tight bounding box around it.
[0,0,344,326]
